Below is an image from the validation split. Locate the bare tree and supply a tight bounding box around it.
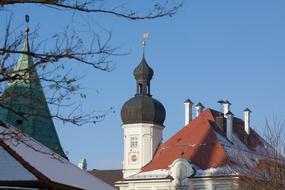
[237,119,285,190]
[0,1,183,126]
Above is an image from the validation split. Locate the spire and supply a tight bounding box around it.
[24,14,30,53]
[133,33,154,96]
[9,15,37,88]
[0,15,67,159]
[121,33,165,126]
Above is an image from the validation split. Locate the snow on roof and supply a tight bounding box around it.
[137,108,282,180]
[141,109,229,172]
[127,169,170,180]
[215,131,259,169]
[0,145,37,181]
[194,165,239,177]
[191,131,264,177]
[0,123,116,190]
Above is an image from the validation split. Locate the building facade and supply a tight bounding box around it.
[115,50,278,190]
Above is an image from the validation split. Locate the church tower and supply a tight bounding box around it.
[0,15,67,159]
[121,37,166,178]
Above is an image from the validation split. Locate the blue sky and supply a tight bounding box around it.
[1,0,285,169]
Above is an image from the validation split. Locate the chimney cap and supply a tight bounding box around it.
[217,100,225,104]
[195,102,204,108]
[244,108,251,112]
[226,111,234,116]
[224,100,231,105]
[184,99,193,104]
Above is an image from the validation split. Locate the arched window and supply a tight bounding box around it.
[139,84,142,94]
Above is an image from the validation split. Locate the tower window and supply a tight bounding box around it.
[130,136,138,148]
[16,119,23,125]
[139,84,142,94]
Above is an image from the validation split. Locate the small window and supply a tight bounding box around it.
[16,120,23,125]
[194,186,207,190]
[139,84,142,94]
[130,136,138,148]
[214,185,228,190]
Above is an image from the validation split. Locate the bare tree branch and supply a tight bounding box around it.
[0,0,182,126]
[236,119,285,189]
[0,0,183,20]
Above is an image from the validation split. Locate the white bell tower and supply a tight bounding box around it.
[121,35,166,178]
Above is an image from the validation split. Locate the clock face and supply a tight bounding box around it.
[129,152,139,164]
[131,154,137,162]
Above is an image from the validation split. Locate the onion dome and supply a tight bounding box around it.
[134,56,154,81]
[121,95,166,125]
[121,55,166,126]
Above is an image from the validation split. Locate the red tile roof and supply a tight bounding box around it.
[142,108,263,172]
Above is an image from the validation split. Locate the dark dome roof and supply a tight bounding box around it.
[121,95,166,125]
[133,56,154,81]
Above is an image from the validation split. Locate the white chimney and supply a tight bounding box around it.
[223,100,231,117]
[184,99,193,126]
[218,100,225,112]
[226,111,233,142]
[244,108,251,135]
[195,102,204,117]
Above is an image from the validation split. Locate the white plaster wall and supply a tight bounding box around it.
[122,123,164,178]
[117,177,239,190]
[191,177,239,190]
[152,127,163,157]
[116,179,172,190]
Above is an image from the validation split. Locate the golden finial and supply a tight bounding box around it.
[142,33,149,55]
[142,33,149,47]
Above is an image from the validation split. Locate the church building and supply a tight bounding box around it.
[105,39,283,190]
[0,15,283,189]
